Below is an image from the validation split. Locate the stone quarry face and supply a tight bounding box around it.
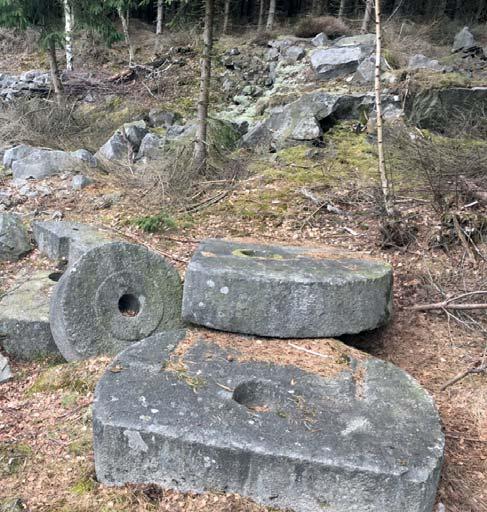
[93,330,444,512]
[50,242,183,361]
[0,213,31,261]
[32,220,113,264]
[182,239,393,338]
[0,271,61,360]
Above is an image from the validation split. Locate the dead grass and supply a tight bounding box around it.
[294,16,349,39]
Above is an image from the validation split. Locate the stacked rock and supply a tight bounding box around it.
[93,238,445,512]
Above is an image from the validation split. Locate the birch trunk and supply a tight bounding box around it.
[64,0,74,71]
[118,7,135,66]
[47,38,63,104]
[156,0,164,34]
[374,0,393,216]
[266,0,276,30]
[258,0,265,31]
[223,0,231,34]
[194,0,214,171]
[338,0,348,19]
[361,0,373,33]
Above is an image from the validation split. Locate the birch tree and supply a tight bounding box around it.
[64,0,74,70]
[156,0,163,34]
[361,0,373,33]
[194,0,214,171]
[266,0,276,30]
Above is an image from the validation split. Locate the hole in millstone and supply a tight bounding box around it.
[48,272,63,282]
[233,248,283,260]
[232,381,276,412]
[118,294,141,317]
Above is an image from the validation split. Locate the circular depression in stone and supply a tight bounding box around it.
[118,294,141,317]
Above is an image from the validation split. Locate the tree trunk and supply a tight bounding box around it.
[361,0,373,33]
[64,0,74,71]
[47,38,63,104]
[374,0,394,216]
[156,0,164,34]
[477,0,486,21]
[118,7,135,66]
[258,0,265,31]
[266,0,276,30]
[194,0,214,172]
[338,0,348,18]
[223,0,231,34]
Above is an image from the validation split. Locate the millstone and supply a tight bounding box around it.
[50,242,183,361]
[182,239,393,338]
[93,330,444,512]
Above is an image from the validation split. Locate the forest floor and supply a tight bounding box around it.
[1,20,487,512]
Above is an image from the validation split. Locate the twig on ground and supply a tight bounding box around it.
[287,343,333,359]
[407,291,487,311]
[441,359,487,391]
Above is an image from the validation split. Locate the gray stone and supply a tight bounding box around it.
[452,26,475,52]
[50,242,183,361]
[96,132,129,162]
[32,220,112,263]
[407,87,487,132]
[136,133,163,160]
[228,48,240,56]
[123,120,147,149]
[70,149,98,167]
[311,32,329,47]
[356,54,388,83]
[94,331,444,512]
[0,271,61,361]
[72,174,94,190]
[284,45,306,62]
[408,54,444,72]
[0,213,31,261]
[11,149,87,180]
[265,47,280,62]
[0,354,12,383]
[148,110,182,128]
[182,239,393,338]
[311,46,364,79]
[3,144,35,168]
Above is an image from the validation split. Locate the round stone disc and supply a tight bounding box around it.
[50,242,183,361]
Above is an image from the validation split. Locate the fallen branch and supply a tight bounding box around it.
[441,359,487,391]
[287,342,332,359]
[407,291,487,311]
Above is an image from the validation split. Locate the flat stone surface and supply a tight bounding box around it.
[32,220,112,263]
[182,239,393,338]
[94,330,444,512]
[0,353,13,383]
[0,213,31,261]
[50,242,183,361]
[0,271,61,361]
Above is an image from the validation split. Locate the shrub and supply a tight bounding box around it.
[133,210,178,233]
[294,16,349,39]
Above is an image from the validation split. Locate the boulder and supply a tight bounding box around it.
[71,174,94,190]
[311,46,363,79]
[94,329,444,512]
[11,149,93,180]
[265,47,280,62]
[311,32,329,47]
[148,109,182,128]
[407,87,487,132]
[408,54,444,72]
[452,26,476,52]
[70,149,97,167]
[50,242,183,361]
[0,213,31,261]
[284,45,306,62]
[3,145,36,168]
[0,271,61,361]
[182,239,393,338]
[136,133,163,160]
[0,354,12,383]
[123,120,148,149]
[96,132,129,162]
[32,220,112,263]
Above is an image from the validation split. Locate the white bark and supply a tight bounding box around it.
[156,0,163,35]
[338,0,348,18]
[64,0,74,71]
[258,0,265,31]
[361,0,373,33]
[374,0,393,216]
[266,0,276,30]
[118,7,135,66]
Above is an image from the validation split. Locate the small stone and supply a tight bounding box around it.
[0,213,31,261]
[452,26,476,52]
[123,120,148,149]
[0,271,61,361]
[50,242,183,361]
[408,54,444,72]
[265,48,280,62]
[72,174,94,190]
[228,48,240,56]
[136,133,163,160]
[311,32,329,47]
[0,353,12,383]
[148,109,182,128]
[70,149,98,167]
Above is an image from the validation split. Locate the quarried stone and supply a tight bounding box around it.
[50,242,183,361]
[0,271,61,361]
[0,213,31,261]
[94,330,444,512]
[182,239,393,338]
[0,354,12,383]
